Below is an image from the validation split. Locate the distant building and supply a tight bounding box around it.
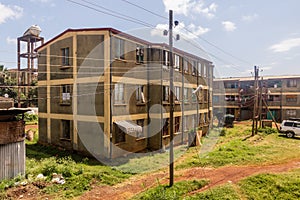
[213,75,300,122]
[36,28,214,158]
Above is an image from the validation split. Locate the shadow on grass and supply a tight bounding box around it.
[26,142,103,166]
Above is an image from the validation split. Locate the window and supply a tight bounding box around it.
[174,54,180,71]
[136,119,145,138]
[286,95,297,102]
[198,62,202,76]
[203,90,208,102]
[114,83,124,104]
[267,80,282,88]
[183,60,189,73]
[203,64,207,77]
[115,38,125,59]
[174,86,180,101]
[175,117,180,133]
[163,50,169,68]
[192,61,197,75]
[163,86,169,101]
[61,85,71,104]
[293,122,300,128]
[163,118,169,136]
[136,85,145,103]
[183,88,188,103]
[192,88,197,103]
[287,79,297,87]
[183,116,188,131]
[268,95,280,102]
[115,125,125,143]
[61,120,70,139]
[287,109,296,117]
[61,47,70,66]
[136,46,144,63]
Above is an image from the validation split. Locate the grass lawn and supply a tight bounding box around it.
[1,121,300,199]
[177,122,300,169]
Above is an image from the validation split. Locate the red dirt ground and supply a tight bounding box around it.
[79,159,300,200]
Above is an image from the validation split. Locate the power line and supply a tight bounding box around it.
[118,0,254,68]
[66,0,155,28]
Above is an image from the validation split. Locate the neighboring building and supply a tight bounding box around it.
[36,28,214,158]
[213,75,300,122]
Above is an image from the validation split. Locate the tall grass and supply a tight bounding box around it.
[177,125,300,169]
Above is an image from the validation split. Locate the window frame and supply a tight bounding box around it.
[115,38,125,60]
[61,47,70,66]
[287,79,297,87]
[136,45,144,64]
[174,54,180,71]
[163,86,170,102]
[60,85,71,105]
[61,120,71,140]
[136,85,145,104]
[114,83,125,104]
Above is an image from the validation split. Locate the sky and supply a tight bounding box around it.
[0,0,300,78]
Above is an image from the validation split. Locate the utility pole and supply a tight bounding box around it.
[258,77,263,128]
[168,9,174,187]
[252,66,259,136]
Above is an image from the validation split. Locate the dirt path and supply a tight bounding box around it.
[79,159,300,200]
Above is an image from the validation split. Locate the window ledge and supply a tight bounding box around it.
[136,137,146,141]
[163,101,170,105]
[60,65,71,69]
[114,103,127,106]
[162,135,170,139]
[115,141,126,146]
[136,102,146,106]
[60,138,71,142]
[115,58,127,62]
[60,102,71,106]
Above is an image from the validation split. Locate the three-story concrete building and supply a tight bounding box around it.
[37,28,214,158]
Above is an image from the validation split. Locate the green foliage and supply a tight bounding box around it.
[239,170,300,200]
[257,127,277,135]
[195,139,270,167]
[186,184,240,200]
[132,179,209,200]
[178,123,299,169]
[19,113,38,124]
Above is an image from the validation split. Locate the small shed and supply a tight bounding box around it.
[0,108,29,181]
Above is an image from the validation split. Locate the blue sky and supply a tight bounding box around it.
[0,0,300,78]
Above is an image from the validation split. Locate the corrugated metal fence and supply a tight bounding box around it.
[0,141,25,181]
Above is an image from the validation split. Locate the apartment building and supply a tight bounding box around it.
[213,75,300,122]
[36,28,214,158]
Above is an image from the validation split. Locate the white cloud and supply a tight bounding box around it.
[162,0,217,18]
[269,38,300,53]
[222,21,236,32]
[151,22,209,39]
[194,2,218,19]
[0,3,23,24]
[6,37,16,45]
[30,0,55,7]
[242,13,259,22]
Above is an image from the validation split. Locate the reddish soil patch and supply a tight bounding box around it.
[80,159,300,200]
[25,124,38,131]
